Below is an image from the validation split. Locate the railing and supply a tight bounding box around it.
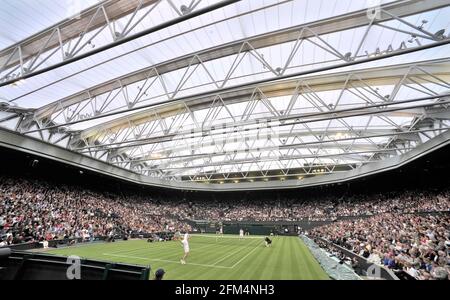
[300,235,361,280]
[0,236,108,251]
[313,237,399,280]
[0,231,177,250]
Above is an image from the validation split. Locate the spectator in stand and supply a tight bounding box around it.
[310,213,450,280]
[0,175,192,246]
[1,174,449,281]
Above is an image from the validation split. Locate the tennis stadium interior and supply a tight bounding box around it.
[0,0,449,281]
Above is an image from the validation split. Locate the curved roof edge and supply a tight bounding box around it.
[1,126,449,192]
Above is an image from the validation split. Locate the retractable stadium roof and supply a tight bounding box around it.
[1,0,450,191]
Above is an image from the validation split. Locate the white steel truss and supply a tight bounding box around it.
[0,0,235,86]
[28,0,450,127]
[6,58,445,182]
[1,0,450,188]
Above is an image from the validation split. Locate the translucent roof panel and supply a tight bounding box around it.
[0,0,449,188]
[0,0,101,49]
[1,0,400,108]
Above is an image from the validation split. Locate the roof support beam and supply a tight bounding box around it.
[0,0,241,87]
[113,127,444,165]
[70,86,450,154]
[123,148,405,171]
[31,0,450,120]
[1,125,450,190]
[68,58,450,141]
[76,128,401,152]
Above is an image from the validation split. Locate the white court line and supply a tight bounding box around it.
[107,240,186,256]
[102,253,232,269]
[152,241,223,260]
[107,236,215,255]
[102,242,231,267]
[107,246,157,255]
[114,240,221,258]
[103,238,263,270]
[193,235,264,240]
[230,242,263,269]
[212,242,252,266]
[108,236,235,256]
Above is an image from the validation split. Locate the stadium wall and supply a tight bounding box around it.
[222,221,332,235]
[0,251,150,280]
[189,220,333,235]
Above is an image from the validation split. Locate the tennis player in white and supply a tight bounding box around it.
[239,229,244,240]
[180,233,190,265]
[215,226,223,242]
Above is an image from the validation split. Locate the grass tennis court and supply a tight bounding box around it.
[41,235,329,280]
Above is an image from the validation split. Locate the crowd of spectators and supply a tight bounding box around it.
[310,213,450,280]
[1,174,449,281]
[181,190,450,222]
[0,176,191,246]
